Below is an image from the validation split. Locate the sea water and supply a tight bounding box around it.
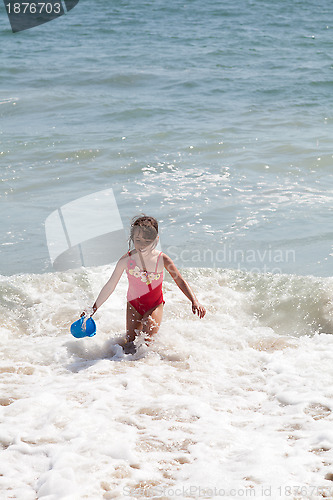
[1,0,333,498]
[1,0,333,276]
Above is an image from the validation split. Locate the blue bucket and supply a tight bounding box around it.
[70,317,96,338]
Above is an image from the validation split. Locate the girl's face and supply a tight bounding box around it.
[133,228,157,252]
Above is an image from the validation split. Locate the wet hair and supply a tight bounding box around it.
[129,215,159,250]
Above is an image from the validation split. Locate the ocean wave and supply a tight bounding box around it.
[1,266,332,340]
[1,265,333,497]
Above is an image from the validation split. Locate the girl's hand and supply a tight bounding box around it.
[80,305,96,318]
[192,301,206,319]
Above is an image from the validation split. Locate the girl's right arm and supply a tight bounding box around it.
[84,254,128,316]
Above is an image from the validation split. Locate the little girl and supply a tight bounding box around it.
[83,215,206,353]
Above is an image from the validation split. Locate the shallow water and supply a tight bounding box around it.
[1,267,333,498]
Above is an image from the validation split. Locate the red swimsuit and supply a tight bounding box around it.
[126,251,164,316]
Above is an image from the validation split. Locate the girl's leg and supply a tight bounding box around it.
[142,302,164,344]
[126,301,143,342]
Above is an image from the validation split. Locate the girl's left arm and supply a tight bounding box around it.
[163,254,206,318]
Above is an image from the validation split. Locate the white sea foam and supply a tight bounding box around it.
[1,267,333,498]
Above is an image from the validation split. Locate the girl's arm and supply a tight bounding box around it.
[163,254,206,318]
[83,254,127,316]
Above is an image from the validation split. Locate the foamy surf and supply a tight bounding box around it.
[1,267,333,499]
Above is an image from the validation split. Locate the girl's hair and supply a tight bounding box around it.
[129,215,159,250]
